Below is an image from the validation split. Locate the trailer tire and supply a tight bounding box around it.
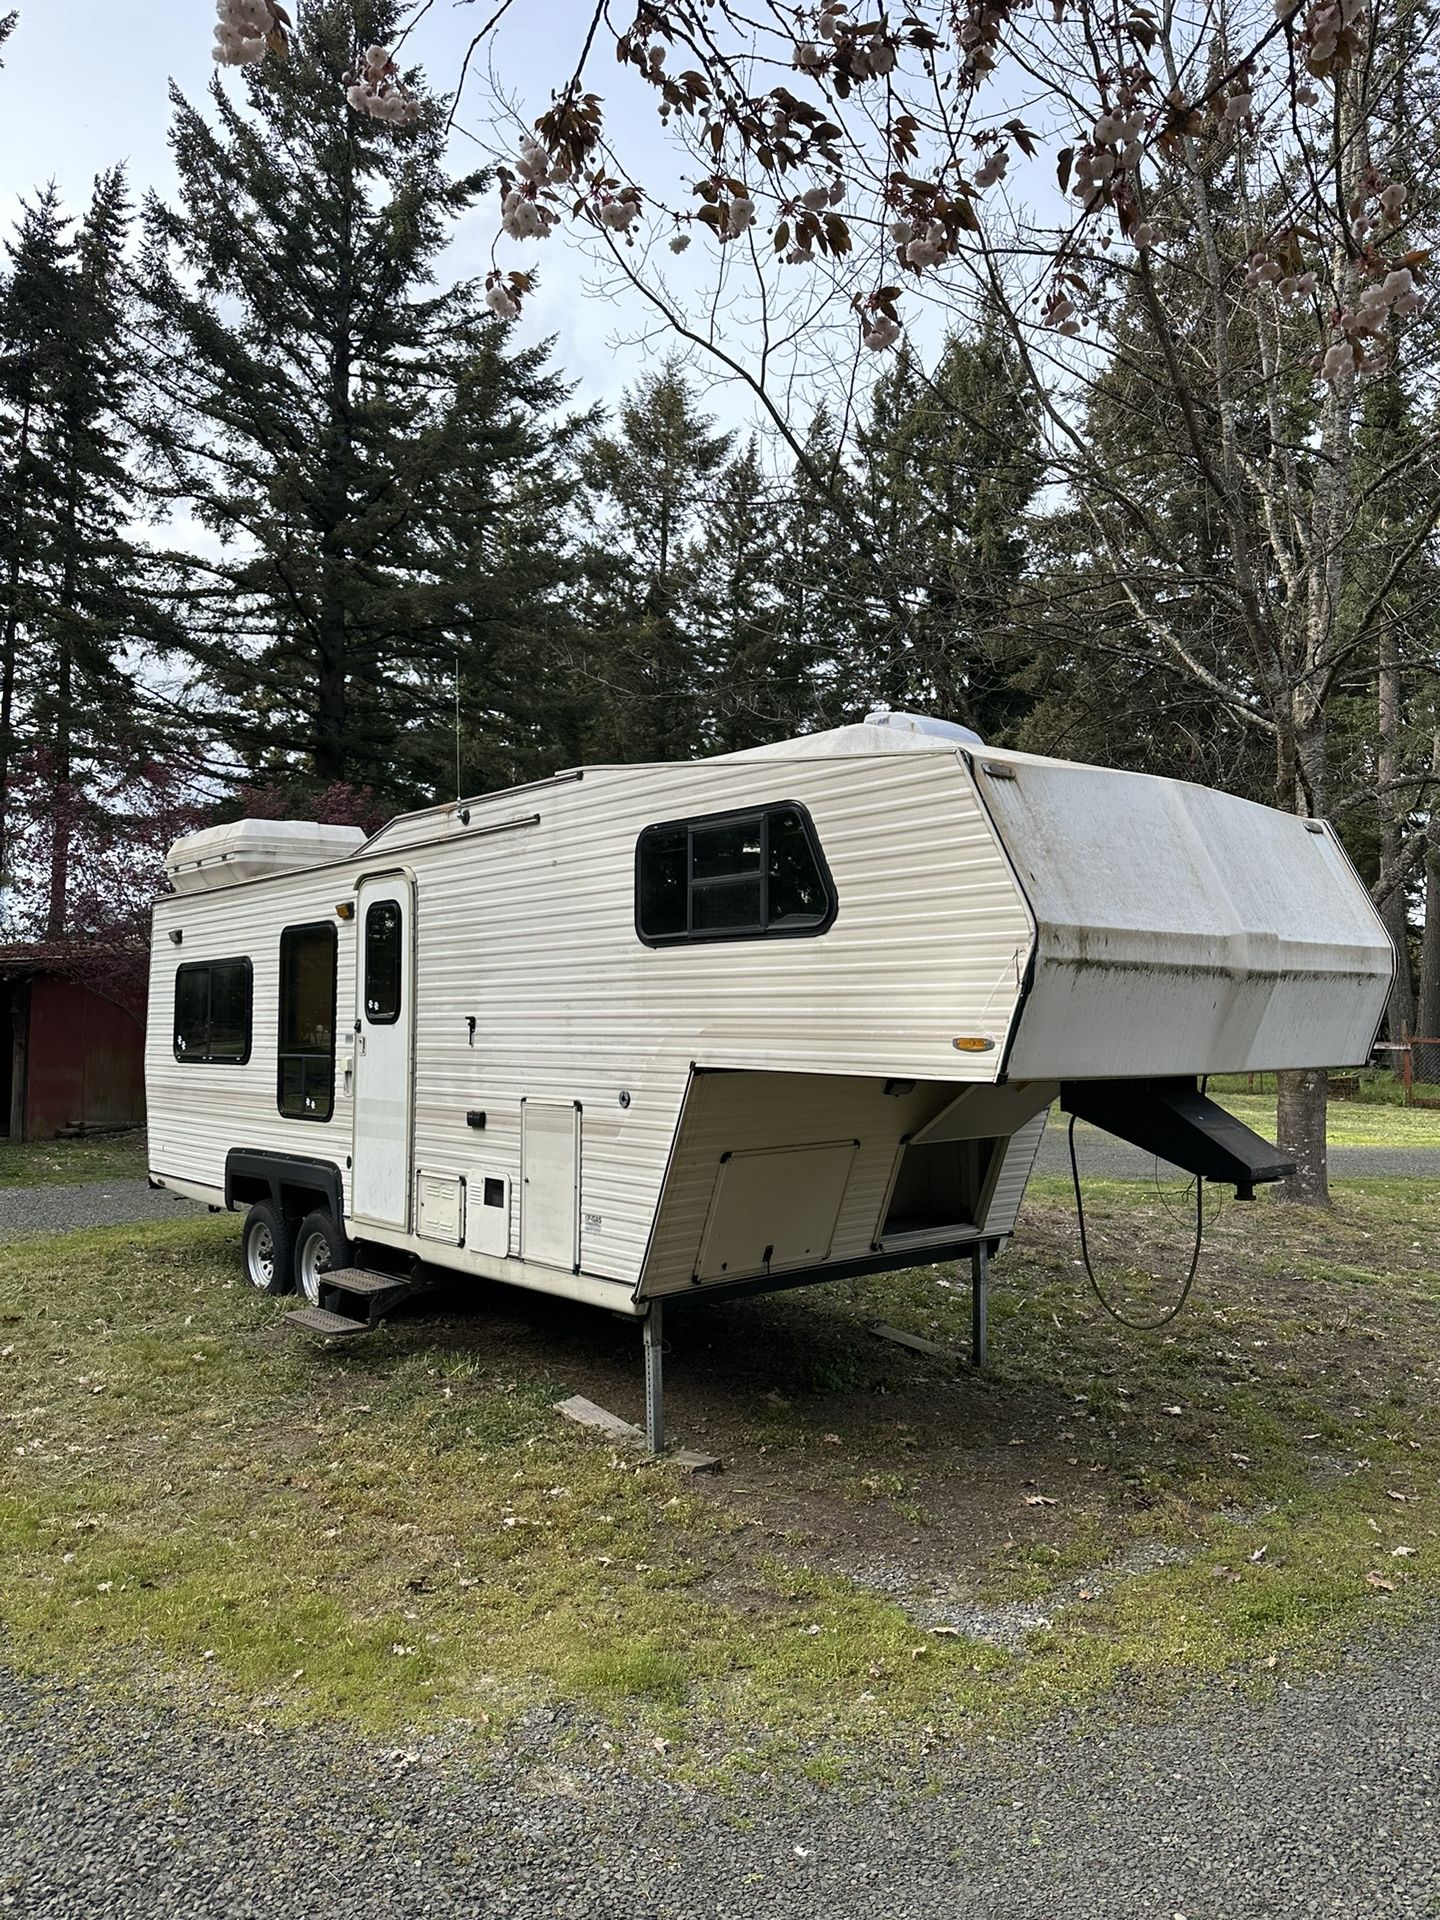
[294,1208,352,1307]
[241,1201,295,1297]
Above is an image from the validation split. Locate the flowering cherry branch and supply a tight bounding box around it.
[207,0,1428,385]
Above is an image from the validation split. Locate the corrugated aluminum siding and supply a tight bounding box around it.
[148,750,1035,1288]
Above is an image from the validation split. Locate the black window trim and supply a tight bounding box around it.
[362,897,403,1027]
[276,919,338,1125]
[172,956,254,1065]
[634,799,837,948]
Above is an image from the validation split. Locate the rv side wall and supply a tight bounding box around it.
[147,749,1036,1295]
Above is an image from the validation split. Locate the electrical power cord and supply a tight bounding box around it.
[1067,1112,1204,1331]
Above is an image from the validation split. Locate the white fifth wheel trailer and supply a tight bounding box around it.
[146,714,1393,1449]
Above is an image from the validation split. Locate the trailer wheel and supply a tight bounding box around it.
[241,1201,294,1297]
[294,1208,353,1307]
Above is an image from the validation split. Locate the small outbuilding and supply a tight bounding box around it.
[0,944,147,1140]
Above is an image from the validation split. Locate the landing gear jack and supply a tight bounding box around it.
[644,1299,665,1456]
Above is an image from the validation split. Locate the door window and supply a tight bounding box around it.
[277,922,337,1121]
[364,899,403,1024]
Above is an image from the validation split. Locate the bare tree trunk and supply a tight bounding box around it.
[0,391,35,905]
[1275,1066,1329,1205]
[1273,702,1331,1202]
[1417,791,1440,1085]
[44,469,78,942]
[1377,624,1414,1063]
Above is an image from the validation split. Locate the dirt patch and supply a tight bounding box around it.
[7,1181,1440,1748]
[389,1181,1440,1647]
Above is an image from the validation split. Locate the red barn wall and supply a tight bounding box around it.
[23,977,146,1138]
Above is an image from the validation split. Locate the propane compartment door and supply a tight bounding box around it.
[695,1140,858,1282]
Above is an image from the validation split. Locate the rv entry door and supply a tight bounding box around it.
[351,875,414,1229]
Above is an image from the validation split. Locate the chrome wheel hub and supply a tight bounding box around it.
[299,1233,332,1306]
[246,1223,275,1290]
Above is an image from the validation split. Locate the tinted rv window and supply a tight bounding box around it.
[636,804,834,945]
[364,900,402,1025]
[173,958,252,1064]
[277,922,337,1122]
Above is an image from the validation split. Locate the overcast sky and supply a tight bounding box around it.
[0,0,688,416]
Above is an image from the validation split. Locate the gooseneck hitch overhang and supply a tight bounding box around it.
[1060,1077,1297,1200]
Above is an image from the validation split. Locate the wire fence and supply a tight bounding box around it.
[1379,1036,1440,1108]
[1227,1049,1440,1108]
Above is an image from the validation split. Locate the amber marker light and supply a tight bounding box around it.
[952,1036,995,1052]
[335,901,355,921]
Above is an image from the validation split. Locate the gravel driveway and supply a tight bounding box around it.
[0,1180,207,1244]
[0,1134,1430,1253]
[1037,1127,1440,1183]
[2,1622,1437,1919]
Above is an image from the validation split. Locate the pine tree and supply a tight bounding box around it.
[699,438,820,750]
[845,324,1042,738]
[0,174,165,937]
[140,0,584,809]
[770,406,856,730]
[35,170,162,935]
[0,185,70,896]
[577,360,732,761]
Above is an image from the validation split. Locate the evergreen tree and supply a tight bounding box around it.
[771,405,856,730]
[577,361,731,760]
[140,0,584,809]
[698,437,819,750]
[0,185,70,894]
[844,324,1043,738]
[0,174,166,936]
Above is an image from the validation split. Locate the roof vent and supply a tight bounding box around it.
[864,708,984,747]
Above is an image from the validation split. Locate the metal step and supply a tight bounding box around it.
[283,1305,371,1338]
[324,1267,411,1298]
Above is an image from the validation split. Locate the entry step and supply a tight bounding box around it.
[325,1268,411,1297]
[283,1306,371,1338]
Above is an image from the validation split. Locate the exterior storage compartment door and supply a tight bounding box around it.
[694,1140,858,1282]
[521,1101,581,1271]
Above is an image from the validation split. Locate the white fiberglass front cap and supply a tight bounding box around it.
[864,708,985,747]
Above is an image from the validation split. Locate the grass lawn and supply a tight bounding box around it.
[1217,1093,1440,1149]
[3,1179,1439,1770]
[0,1130,147,1188]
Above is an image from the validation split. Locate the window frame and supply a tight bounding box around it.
[276,920,338,1125]
[634,800,837,948]
[362,897,403,1027]
[172,957,253,1066]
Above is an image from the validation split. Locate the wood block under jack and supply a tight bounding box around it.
[554,1395,721,1472]
[868,1321,959,1361]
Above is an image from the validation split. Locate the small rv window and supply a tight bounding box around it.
[635,803,835,946]
[636,825,686,939]
[277,922,337,1122]
[364,900,402,1025]
[173,958,252,1065]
